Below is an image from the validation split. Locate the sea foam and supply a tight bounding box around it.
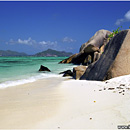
[0,73,61,89]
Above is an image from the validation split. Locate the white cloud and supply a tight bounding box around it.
[39,41,57,46]
[17,37,34,45]
[115,19,124,26]
[115,10,130,25]
[39,41,48,45]
[125,10,130,20]
[7,37,58,47]
[62,37,76,43]
[7,37,36,45]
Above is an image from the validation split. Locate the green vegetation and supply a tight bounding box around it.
[108,27,122,41]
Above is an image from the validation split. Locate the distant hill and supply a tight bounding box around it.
[0,50,28,57]
[0,49,73,57]
[35,49,73,57]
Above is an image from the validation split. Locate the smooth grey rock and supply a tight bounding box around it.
[80,30,128,81]
[80,29,112,52]
[59,29,111,65]
[107,29,130,79]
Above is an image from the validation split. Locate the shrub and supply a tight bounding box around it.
[108,27,122,41]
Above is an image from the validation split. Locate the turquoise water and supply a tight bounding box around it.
[0,57,75,88]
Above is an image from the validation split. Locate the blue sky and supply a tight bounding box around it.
[0,1,130,54]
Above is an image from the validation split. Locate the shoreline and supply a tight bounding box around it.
[0,75,130,129]
[0,73,63,89]
[0,77,65,129]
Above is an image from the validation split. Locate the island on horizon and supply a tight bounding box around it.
[0,49,73,57]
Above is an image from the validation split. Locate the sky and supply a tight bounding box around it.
[0,1,130,55]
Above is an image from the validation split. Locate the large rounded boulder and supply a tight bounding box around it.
[59,29,111,65]
[80,30,129,81]
[107,29,130,79]
[80,29,112,52]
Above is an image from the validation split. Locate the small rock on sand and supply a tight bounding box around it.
[120,84,125,86]
[108,88,115,90]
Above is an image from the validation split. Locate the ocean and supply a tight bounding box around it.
[0,57,75,89]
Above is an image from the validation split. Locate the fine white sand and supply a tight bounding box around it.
[0,77,65,129]
[0,75,130,129]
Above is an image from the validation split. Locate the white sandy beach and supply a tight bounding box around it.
[0,75,130,129]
